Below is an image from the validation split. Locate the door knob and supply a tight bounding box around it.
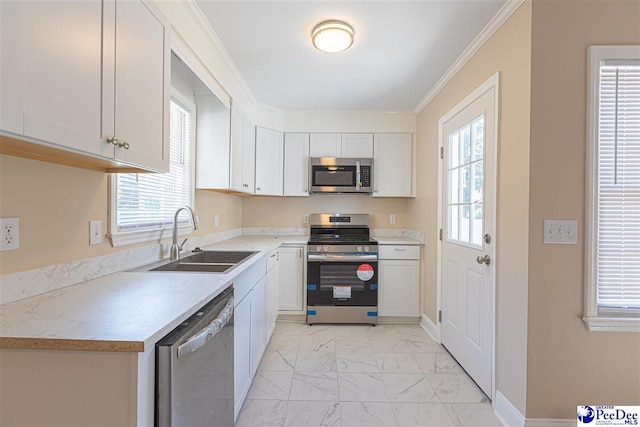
[476,255,491,265]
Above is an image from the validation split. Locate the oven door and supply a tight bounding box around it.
[307,254,378,307]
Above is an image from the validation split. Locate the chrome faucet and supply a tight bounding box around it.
[170,206,199,260]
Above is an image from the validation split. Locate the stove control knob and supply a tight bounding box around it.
[357,246,363,252]
[316,246,321,252]
[323,246,329,252]
[364,246,370,252]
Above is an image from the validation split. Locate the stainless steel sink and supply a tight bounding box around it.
[131,250,258,273]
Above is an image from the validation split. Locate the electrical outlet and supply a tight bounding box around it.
[390,214,396,224]
[1,217,19,251]
[89,220,102,245]
[214,214,219,227]
[543,219,578,244]
[303,214,310,224]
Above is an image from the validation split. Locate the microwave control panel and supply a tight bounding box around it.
[361,167,371,187]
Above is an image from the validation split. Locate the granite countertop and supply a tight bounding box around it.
[0,235,306,353]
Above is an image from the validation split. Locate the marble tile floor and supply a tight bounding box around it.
[236,322,503,427]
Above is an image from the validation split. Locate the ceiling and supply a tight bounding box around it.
[196,1,507,111]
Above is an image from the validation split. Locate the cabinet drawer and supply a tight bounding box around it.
[379,245,420,260]
[266,250,278,271]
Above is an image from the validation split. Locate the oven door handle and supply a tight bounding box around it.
[177,296,234,359]
[308,254,378,262]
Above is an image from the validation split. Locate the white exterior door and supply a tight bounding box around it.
[440,83,496,397]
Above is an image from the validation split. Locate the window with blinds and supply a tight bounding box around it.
[114,97,194,232]
[585,46,640,331]
[596,59,640,313]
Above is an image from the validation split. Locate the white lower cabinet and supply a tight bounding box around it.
[250,277,267,374]
[277,246,305,312]
[379,245,420,317]
[233,250,280,420]
[265,251,279,341]
[233,292,252,418]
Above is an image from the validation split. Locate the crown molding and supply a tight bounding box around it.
[413,0,525,114]
[178,0,286,116]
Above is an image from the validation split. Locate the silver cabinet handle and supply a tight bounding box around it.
[476,255,491,265]
[177,296,234,358]
[107,137,119,146]
[119,141,130,150]
[257,187,261,191]
[394,248,407,251]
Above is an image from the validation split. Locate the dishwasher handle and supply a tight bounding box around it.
[177,296,234,359]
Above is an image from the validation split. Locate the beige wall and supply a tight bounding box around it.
[527,0,640,418]
[242,195,409,229]
[0,154,241,275]
[408,2,533,413]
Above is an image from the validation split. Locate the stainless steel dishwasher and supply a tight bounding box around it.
[156,286,234,427]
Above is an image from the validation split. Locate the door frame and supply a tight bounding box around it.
[436,72,500,402]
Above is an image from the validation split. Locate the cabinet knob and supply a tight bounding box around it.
[257,187,261,191]
[107,137,119,146]
[119,141,130,150]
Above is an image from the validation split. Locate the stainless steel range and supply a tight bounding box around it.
[306,213,379,325]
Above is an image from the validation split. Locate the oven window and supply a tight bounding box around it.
[314,169,355,186]
[319,264,366,291]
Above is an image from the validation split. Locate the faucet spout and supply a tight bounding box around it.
[170,206,199,260]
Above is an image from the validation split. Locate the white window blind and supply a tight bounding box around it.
[595,59,640,313]
[115,98,193,232]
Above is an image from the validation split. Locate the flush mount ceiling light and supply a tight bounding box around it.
[311,20,354,53]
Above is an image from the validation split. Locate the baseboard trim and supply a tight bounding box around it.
[494,391,525,427]
[419,314,441,343]
[525,418,574,427]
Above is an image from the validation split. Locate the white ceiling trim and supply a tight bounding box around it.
[180,0,286,116]
[413,0,525,114]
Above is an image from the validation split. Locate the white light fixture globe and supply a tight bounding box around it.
[312,20,354,53]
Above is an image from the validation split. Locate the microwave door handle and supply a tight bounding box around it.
[356,160,361,192]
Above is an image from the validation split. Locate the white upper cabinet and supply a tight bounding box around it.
[0,0,170,172]
[255,127,284,196]
[195,95,231,189]
[109,0,170,172]
[283,133,310,197]
[342,134,374,158]
[310,133,373,158]
[373,133,413,197]
[228,107,255,194]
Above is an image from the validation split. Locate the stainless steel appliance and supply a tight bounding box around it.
[306,213,378,324]
[156,287,234,427]
[309,157,373,193]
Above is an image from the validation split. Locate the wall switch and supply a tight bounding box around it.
[543,219,578,244]
[390,214,396,224]
[1,217,20,251]
[303,214,309,224]
[214,214,219,227]
[89,220,102,245]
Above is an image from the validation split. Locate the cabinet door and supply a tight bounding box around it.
[277,247,304,311]
[309,133,341,157]
[229,107,245,192]
[255,127,284,196]
[111,0,170,172]
[373,134,413,197]
[234,294,252,419]
[266,256,279,341]
[342,134,374,158]
[379,260,420,317]
[284,133,310,196]
[242,119,256,193]
[250,277,267,374]
[1,0,111,158]
[195,95,231,189]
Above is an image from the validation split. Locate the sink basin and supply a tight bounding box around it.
[131,250,258,274]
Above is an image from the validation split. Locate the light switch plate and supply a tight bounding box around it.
[543,220,578,244]
[390,214,396,224]
[89,220,102,245]
[214,214,219,227]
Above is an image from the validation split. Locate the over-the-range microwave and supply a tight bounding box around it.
[309,157,373,194]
